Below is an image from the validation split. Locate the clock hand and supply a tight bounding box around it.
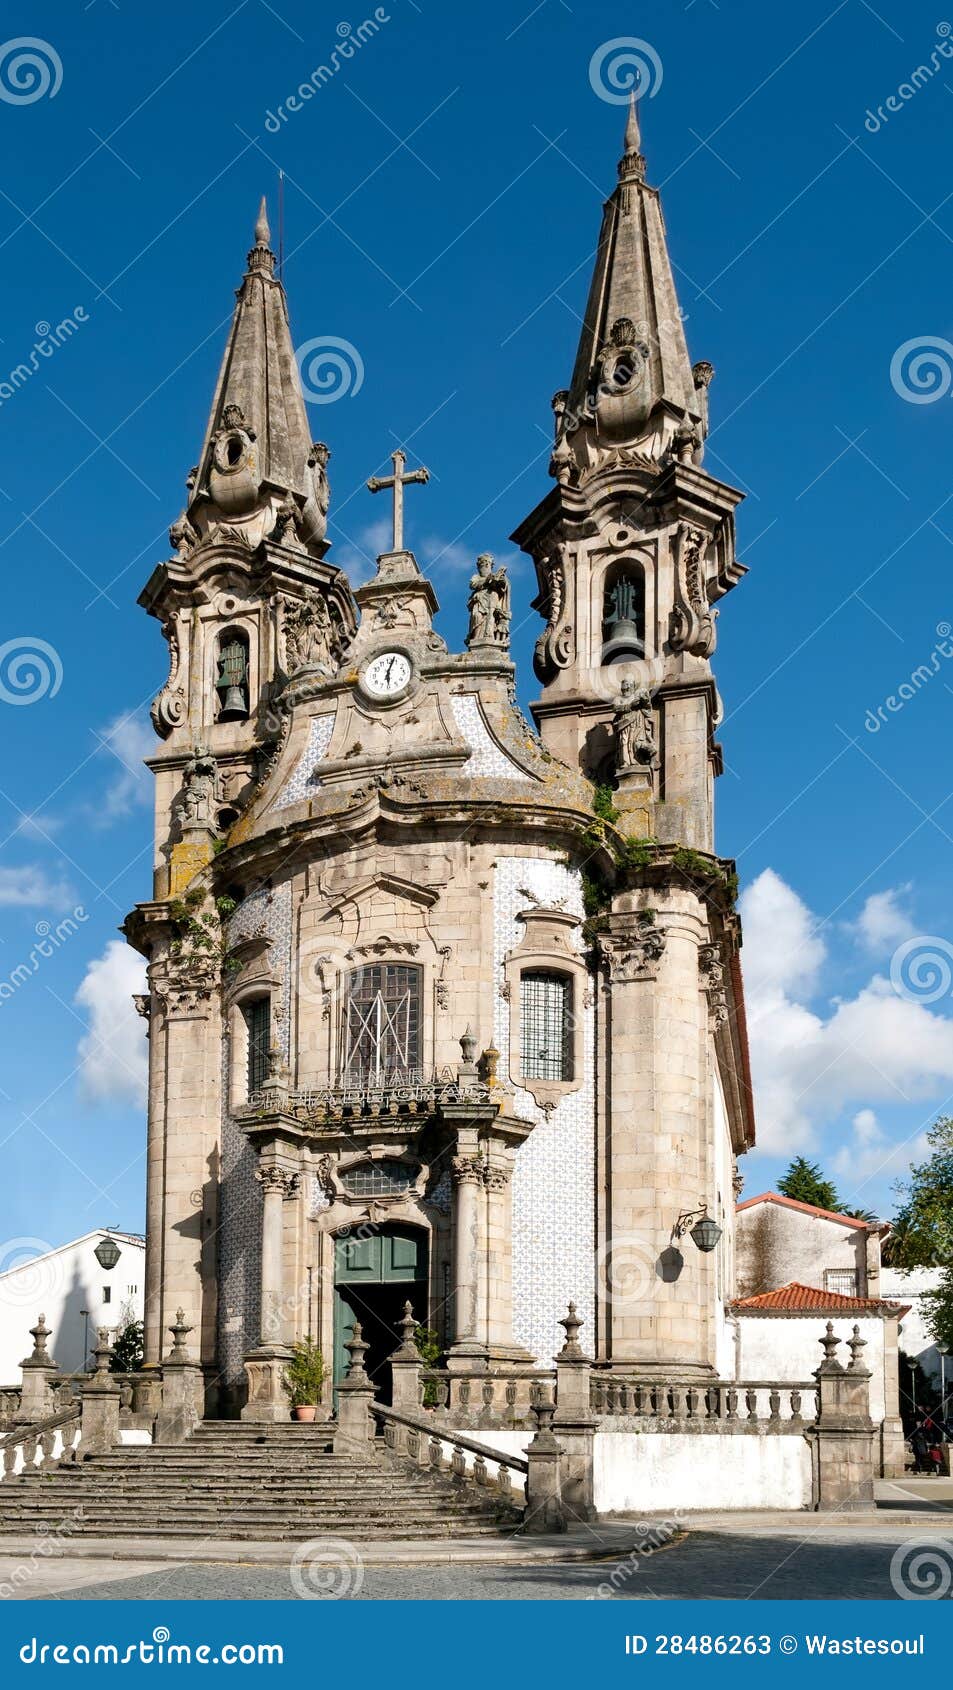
[384,657,395,685]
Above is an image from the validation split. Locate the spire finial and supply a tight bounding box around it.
[624,89,641,156]
[255,195,271,248]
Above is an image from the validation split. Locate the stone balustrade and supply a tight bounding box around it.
[589,1375,819,1427]
[423,1368,555,1428]
[372,1402,528,1515]
[0,1407,81,1479]
[246,1071,492,1126]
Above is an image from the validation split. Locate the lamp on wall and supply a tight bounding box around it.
[94,1237,121,1271]
[671,1204,723,1255]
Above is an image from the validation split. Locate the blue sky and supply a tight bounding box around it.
[1,0,953,1262]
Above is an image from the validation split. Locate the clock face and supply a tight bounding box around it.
[361,650,412,700]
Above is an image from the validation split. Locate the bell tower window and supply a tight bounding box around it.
[216,629,250,720]
[520,971,573,1082]
[243,996,271,1097]
[342,964,422,1084]
[601,563,645,665]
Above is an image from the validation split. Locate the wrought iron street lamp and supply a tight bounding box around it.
[94,1237,121,1271]
[671,1204,723,1254]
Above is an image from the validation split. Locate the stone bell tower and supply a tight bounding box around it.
[128,200,356,1370]
[513,99,755,1379]
[512,97,745,849]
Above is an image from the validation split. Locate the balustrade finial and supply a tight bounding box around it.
[557,1301,585,1360]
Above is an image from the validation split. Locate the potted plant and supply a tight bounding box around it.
[285,1340,324,1422]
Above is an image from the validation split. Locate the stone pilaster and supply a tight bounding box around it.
[156,1310,205,1443]
[598,889,715,1377]
[240,1156,297,1423]
[80,1331,121,1457]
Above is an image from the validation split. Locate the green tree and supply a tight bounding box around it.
[887,1117,953,1355]
[110,1320,144,1373]
[777,1156,842,1213]
[886,1117,953,1268]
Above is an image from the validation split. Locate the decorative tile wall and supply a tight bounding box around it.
[451,695,531,782]
[217,880,294,1383]
[493,855,596,1367]
[273,712,336,810]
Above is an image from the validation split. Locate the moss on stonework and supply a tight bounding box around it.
[591,783,620,824]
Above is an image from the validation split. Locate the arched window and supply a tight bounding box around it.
[520,971,573,1082]
[243,996,271,1097]
[216,628,250,720]
[601,562,645,665]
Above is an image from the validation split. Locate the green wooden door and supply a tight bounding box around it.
[332,1226,428,1398]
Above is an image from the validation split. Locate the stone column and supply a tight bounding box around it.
[388,1302,424,1413]
[16,1315,58,1425]
[333,1324,377,1456]
[241,1156,297,1422]
[448,1144,484,1366]
[599,890,714,1378]
[141,978,166,1369]
[156,1311,205,1444]
[552,1304,596,1524]
[880,1314,905,1478]
[80,1330,121,1457]
[811,1324,877,1511]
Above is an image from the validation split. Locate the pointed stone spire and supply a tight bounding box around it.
[177,195,329,554]
[555,100,707,474]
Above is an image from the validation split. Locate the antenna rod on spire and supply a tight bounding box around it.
[278,170,284,282]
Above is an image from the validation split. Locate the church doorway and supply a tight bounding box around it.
[332,1225,428,1405]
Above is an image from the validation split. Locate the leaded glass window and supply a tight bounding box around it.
[244,997,271,1097]
[342,964,422,1084]
[339,1160,417,1197]
[520,971,573,1082]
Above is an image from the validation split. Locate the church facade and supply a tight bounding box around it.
[127,99,756,1421]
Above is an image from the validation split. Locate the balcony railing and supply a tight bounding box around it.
[250,1067,491,1123]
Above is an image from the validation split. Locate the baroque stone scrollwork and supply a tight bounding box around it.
[669,521,716,657]
[151,618,186,739]
[698,942,729,1030]
[597,914,666,984]
[466,554,511,651]
[532,554,573,681]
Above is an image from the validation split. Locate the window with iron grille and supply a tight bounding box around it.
[244,997,271,1097]
[342,964,422,1083]
[339,1160,418,1197]
[824,1268,859,1297]
[520,971,573,1082]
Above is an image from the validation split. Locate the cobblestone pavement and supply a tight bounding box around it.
[20,1530,939,1600]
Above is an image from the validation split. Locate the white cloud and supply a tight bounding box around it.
[75,941,147,1106]
[0,864,74,907]
[739,867,826,1000]
[740,869,953,1156]
[332,519,391,585]
[831,1109,929,1190]
[854,886,916,954]
[94,712,153,824]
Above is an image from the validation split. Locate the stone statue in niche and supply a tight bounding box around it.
[614,679,658,772]
[466,553,511,650]
[284,590,336,673]
[179,744,220,829]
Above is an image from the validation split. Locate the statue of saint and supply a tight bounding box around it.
[285,590,335,673]
[615,679,657,772]
[466,553,511,650]
[180,744,219,828]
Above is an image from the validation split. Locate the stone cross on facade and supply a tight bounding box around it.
[366,448,430,552]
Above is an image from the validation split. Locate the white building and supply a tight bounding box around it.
[0,1230,145,1382]
[880,1266,948,1397]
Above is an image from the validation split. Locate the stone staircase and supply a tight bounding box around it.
[0,1422,518,1543]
